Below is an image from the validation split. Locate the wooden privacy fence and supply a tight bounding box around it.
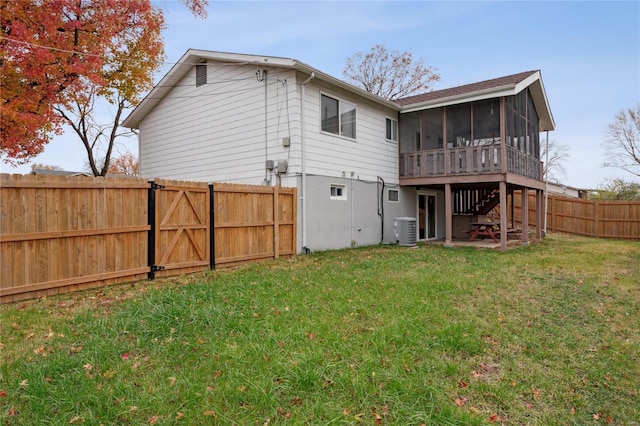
[0,174,297,303]
[509,192,640,240]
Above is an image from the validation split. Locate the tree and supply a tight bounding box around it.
[108,151,139,176]
[30,163,62,171]
[343,44,440,100]
[602,104,640,178]
[589,178,640,201]
[1,0,207,174]
[540,138,569,182]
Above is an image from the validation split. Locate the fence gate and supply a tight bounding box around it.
[151,179,210,279]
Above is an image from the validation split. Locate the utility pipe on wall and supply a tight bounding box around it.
[300,72,315,252]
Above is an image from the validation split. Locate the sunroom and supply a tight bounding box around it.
[396,70,555,249]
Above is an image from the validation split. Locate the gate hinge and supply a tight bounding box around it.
[149,182,166,190]
[150,264,165,272]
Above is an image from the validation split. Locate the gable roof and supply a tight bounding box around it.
[123,49,398,129]
[397,70,555,131]
[123,49,555,132]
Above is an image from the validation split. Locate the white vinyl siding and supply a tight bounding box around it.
[139,63,299,184]
[301,78,399,184]
[137,65,399,186]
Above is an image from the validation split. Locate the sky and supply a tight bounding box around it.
[4,0,639,189]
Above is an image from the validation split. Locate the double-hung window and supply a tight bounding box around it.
[321,94,356,139]
[386,117,398,142]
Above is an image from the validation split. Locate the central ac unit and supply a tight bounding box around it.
[394,217,417,246]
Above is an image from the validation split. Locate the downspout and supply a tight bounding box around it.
[544,130,549,236]
[300,72,315,253]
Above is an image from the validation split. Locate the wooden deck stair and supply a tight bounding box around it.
[453,189,501,216]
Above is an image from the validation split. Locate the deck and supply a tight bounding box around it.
[399,145,542,181]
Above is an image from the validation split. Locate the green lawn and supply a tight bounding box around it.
[1,234,639,425]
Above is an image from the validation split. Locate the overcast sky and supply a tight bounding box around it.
[4,0,639,189]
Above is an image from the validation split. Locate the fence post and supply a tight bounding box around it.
[273,186,280,259]
[147,180,157,280]
[594,200,600,237]
[549,195,554,231]
[209,184,215,270]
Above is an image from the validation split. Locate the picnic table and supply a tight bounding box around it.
[468,221,500,243]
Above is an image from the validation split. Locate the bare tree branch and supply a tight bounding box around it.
[541,139,569,182]
[602,104,640,178]
[343,44,440,100]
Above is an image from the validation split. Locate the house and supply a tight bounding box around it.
[546,181,588,198]
[30,168,92,177]
[123,49,554,252]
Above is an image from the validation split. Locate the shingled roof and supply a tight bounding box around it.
[396,70,555,131]
[395,70,539,106]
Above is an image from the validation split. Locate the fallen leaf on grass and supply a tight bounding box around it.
[148,415,159,425]
[570,407,575,415]
[458,380,468,388]
[69,415,84,424]
[488,414,501,422]
[168,377,177,387]
[121,353,129,361]
[454,398,466,407]
[203,410,217,418]
[175,412,184,421]
[0,390,6,397]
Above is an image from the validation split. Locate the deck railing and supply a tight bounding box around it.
[399,144,542,180]
[505,145,542,180]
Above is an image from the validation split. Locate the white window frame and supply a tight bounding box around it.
[320,92,357,140]
[387,189,399,203]
[330,184,347,200]
[386,117,398,142]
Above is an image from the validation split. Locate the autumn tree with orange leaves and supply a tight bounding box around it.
[107,151,139,176]
[1,0,207,175]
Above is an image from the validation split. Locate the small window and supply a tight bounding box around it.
[388,189,399,202]
[386,118,398,142]
[196,63,207,87]
[321,94,356,139]
[330,184,347,200]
